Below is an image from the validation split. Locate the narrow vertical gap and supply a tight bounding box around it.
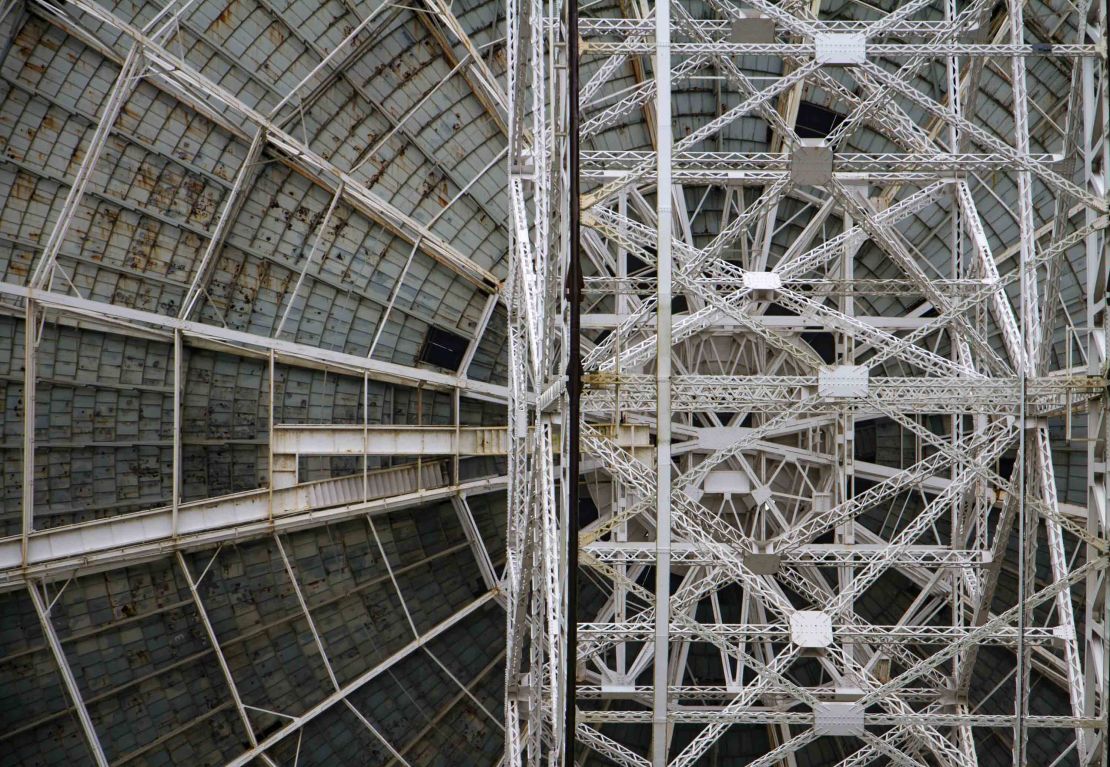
[564,0,581,759]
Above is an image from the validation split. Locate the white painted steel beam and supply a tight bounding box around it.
[651,0,673,759]
[582,541,992,568]
[418,0,509,132]
[0,464,506,586]
[175,551,272,759]
[453,495,499,590]
[28,45,145,291]
[271,425,520,457]
[178,128,267,321]
[0,282,507,403]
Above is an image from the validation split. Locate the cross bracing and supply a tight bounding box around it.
[0,0,1106,765]
[506,0,1110,766]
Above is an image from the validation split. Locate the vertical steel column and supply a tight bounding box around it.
[505,0,569,757]
[651,0,672,762]
[1008,3,1037,763]
[1082,19,1109,762]
[942,11,968,756]
[21,299,35,566]
[172,328,182,537]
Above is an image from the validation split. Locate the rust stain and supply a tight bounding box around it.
[134,221,165,273]
[185,177,205,200]
[95,207,119,246]
[150,172,178,211]
[190,188,217,224]
[135,162,156,192]
[11,173,35,202]
[364,162,386,189]
[329,218,348,241]
[212,1,236,30]
[184,118,207,145]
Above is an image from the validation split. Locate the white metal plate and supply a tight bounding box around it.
[730,14,775,44]
[744,552,782,575]
[790,611,833,648]
[790,141,833,185]
[742,271,782,291]
[818,365,869,398]
[813,702,865,736]
[811,491,832,513]
[815,33,867,65]
[703,470,752,494]
[751,484,773,505]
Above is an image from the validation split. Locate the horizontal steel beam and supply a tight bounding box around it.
[0,463,506,586]
[0,283,507,403]
[582,150,1063,170]
[573,17,987,37]
[578,623,1062,646]
[272,425,521,456]
[580,151,1067,184]
[580,374,1100,415]
[581,277,1004,297]
[576,685,944,701]
[582,314,952,330]
[579,710,1102,728]
[581,41,1099,57]
[583,541,992,567]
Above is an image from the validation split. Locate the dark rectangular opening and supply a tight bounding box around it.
[795,101,845,139]
[419,326,469,371]
[855,423,877,462]
[801,330,837,363]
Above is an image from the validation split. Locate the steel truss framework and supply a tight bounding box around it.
[503,0,573,756]
[507,0,1110,765]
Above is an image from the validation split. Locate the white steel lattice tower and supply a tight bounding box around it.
[507,1,1110,765]
[504,0,573,759]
